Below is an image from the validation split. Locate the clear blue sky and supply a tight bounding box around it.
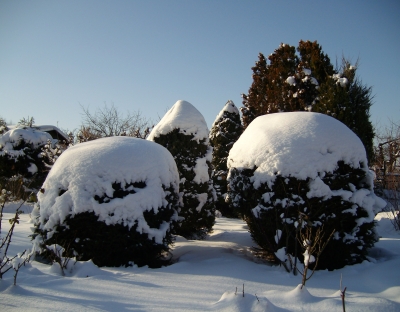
[1,0,399,134]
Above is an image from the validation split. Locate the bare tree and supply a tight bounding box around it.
[79,103,152,141]
[374,119,400,179]
[373,119,400,230]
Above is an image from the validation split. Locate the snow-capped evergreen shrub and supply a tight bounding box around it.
[148,100,215,239]
[31,137,180,268]
[227,112,386,270]
[209,100,242,217]
[0,127,56,197]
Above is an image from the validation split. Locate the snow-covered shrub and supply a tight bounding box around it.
[0,127,56,197]
[31,137,180,268]
[227,112,386,270]
[209,100,242,217]
[148,100,215,239]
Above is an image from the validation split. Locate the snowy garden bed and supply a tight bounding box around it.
[1,205,399,311]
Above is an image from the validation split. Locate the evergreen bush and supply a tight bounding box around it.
[209,100,242,217]
[31,137,180,268]
[0,127,55,197]
[227,112,385,270]
[148,100,215,239]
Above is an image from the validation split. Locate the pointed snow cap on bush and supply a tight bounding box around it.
[228,112,368,188]
[34,137,179,244]
[211,100,240,128]
[147,100,209,142]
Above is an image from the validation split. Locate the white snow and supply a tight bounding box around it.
[286,76,296,86]
[228,112,368,187]
[337,77,349,87]
[32,136,179,246]
[211,100,240,128]
[0,127,53,158]
[332,74,349,87]
[302,68,312,76]
[147,100,209,143]
[1,205,400,311]
[193,150,212,184]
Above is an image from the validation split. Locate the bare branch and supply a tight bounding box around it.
[79,103,152,140]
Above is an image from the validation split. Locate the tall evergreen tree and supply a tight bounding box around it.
[241,53,268,127]
[314,58,375,161]
[241,42,325,128]
[209,100,242,217]
[242,40,374,161]
[147,100,215,239]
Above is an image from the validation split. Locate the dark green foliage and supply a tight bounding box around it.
[209,101,242,217]
[314,59,375,162]
[153,129,215,239]
[33,183,179,268]
[228,161,378,270]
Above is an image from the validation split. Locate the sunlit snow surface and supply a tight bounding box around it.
[228,112,368,186]
[147,100,209,143]
[1,203,400,311]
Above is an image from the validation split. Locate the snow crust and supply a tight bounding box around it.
[32,137,179,244]
[147,100,209,143]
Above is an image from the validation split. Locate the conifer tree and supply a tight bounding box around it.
[241,53,269,127]
[242,40,374,161]
[209,100,242,217]
[314,58,375,161]
[147,101,215,239]
[241,41,326,127]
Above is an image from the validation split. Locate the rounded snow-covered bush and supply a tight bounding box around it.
[32,137,180,267]
[148,100,215,239]
[0,127,55,197]
[227,112,386,270]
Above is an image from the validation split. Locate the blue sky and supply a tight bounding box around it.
[1,0,399,134]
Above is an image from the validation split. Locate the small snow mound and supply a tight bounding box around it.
[284,284,316,303]
[213,291,276,312]
[147,100,209,142]
[66,259,108,278]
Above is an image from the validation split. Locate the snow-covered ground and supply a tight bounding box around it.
[1,203,399,311]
